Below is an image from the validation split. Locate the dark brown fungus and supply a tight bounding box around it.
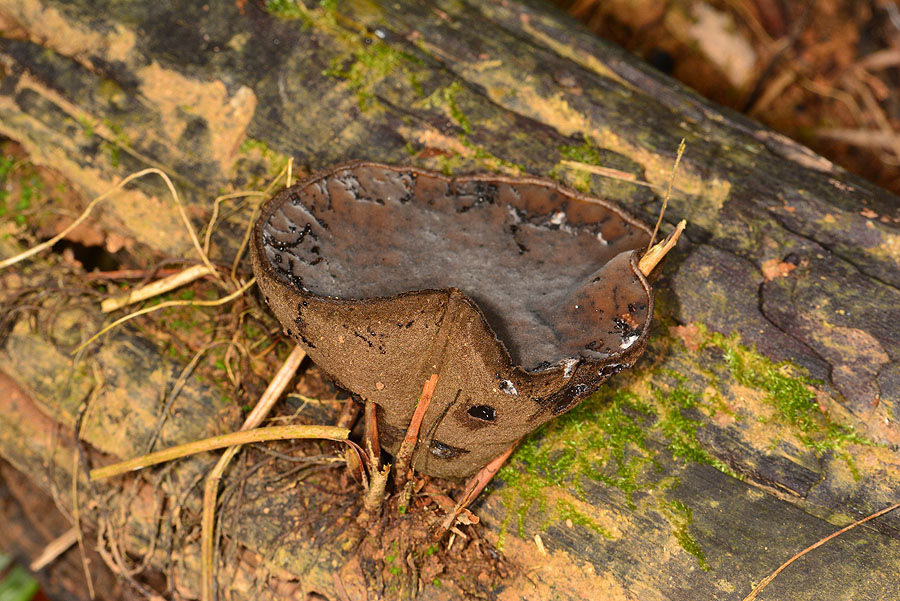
[250,161,653,479]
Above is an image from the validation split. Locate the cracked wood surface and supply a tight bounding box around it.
[1,0,899,599]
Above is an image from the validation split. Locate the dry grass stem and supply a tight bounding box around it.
[74,277,256,353]
[742,501,900,601]
[100,264,217,312]
[201,344,306,601]
[647,138,686,248]
[202,191,267,256]
[559,160,660,189]
[0,168,217,282]
[89,424,347,480]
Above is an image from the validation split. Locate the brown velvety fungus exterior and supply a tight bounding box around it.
[251,161,653,479]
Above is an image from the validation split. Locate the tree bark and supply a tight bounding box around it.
[1,1,899,600]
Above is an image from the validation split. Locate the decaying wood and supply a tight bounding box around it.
[1,1,900,600]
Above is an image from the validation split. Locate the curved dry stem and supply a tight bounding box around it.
[73,277,256,354]
[742,500,900,601]
[0,168,217,281]
[202,191,267,256]
[89,424,348,481]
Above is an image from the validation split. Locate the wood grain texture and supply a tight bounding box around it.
[1,1,899,599]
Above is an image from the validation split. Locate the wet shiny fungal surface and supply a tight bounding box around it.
[251,162,654,479]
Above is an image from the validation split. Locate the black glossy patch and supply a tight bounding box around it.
[467,404,496,422]
[430,439,468,459]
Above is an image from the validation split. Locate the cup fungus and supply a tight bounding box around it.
[251,161,654,479]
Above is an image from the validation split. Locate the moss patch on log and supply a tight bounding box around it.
[495,321,878,569]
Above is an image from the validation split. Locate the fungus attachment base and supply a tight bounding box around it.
[251,161,654,479]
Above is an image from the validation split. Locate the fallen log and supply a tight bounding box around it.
[1,1,899,599]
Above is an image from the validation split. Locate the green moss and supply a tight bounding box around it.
[438,82,471,134]
[556,136,604,191]
[422,81,471,134]
[661,499,710,570]
[497,389,655,545]
[655,379,740,478]
[78,115,96,138]
[264,0,314,25]
[323,38,420,110]
[0,158,46,226]
[238,138,290,181]
[702,328,873,475]
[559,135,605,165]
[98,120,131,168]
[497,369,746,546]
[0,156,12,217]
[555,499,613,538]
[323,38,423,111]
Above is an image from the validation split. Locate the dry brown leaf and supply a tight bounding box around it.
[669,323,701,351]
[761,258,797,281]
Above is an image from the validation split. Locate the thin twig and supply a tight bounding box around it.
[85,268,188,280]
[363,400,381,470]
[742,501,900,601]
[146,340,236,453]
[71,449,95,598]
[441,443,516,531]
[394,374,439,487]
[559,160,660,189]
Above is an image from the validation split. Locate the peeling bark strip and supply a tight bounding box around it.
[1,1,900,600]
